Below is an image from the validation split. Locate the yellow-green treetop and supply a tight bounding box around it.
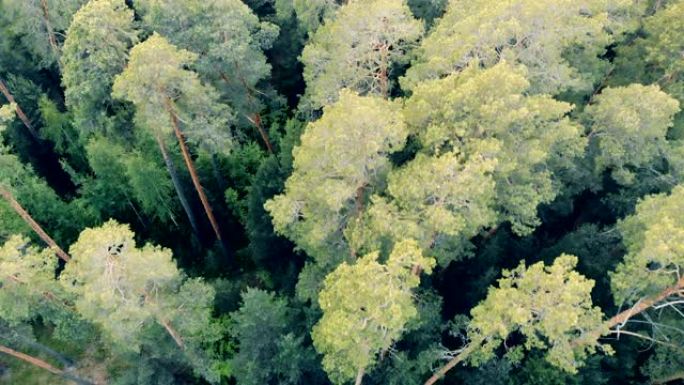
[404,62,586,235]
[266,90,408,266]
[300,0,422,110]
[312,240,435,384]
[402,0,639,95]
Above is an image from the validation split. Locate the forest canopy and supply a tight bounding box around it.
[0,0,683,384]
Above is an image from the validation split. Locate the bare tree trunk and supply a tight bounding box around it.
[355,366,365,385]
[0,186,70,262]
[0,344,96,385]
[154,134,200,237]
[219,71,274,154]
[423,340,482,385]
[164,98,223,243]
[39,0,60,61]
[158,319,185,350]
[0,78,40,139]
[424,276,684,385]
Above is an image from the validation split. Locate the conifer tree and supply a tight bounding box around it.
[113,34,233,244]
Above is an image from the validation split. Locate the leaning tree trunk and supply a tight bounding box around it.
[154,134,200,237]
[39,0,60,61]
[163,98,224,244]
[0,78,40,139]
[0,186,70,262]
[423,275,684,385]
[0,344,96,385]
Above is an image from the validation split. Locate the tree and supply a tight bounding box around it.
[112,33,233,245]
[346,150,498,266]
[135,0,279,151]
[583,84,680,186]
[265,90,408,272]
[610,184,684,306]
[61,0,138,136]
[402,0,640,95]
[60,220,221,381]
[403,62,586,236]
[2,0,88,68]
[230,288,322,385]
[0,236,97,385]
[424,255,606,385]
[312,240,435,385]
[300,0,422,110]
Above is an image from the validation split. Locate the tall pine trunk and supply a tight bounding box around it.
[0,78,40,139]
[0,344,95,385]
[154,134,200,237]
[164,98,224,244]
[0,186,70,262]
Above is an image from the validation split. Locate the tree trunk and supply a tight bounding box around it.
[0,344,95,385]
[0,78,40,139]
[423,340,482,385]
[39,0,60,61]
[163,98,223,243]
[355,366,365,385]
[0,186,70,262]
[154,134,200,237]
[219,71,274,154]
[158,318,185,350]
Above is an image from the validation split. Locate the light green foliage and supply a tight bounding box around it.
[468,255,606,373]
[300,0,422,110]
[312,240,435,384]
[0,103,15,135]
[60,220,217,355]
[3,0,88,67]
[0,235,60,324]
[402,0,638,94]
[112,33,233,154]
[404,62,586,234]
[123,151,176,224]
[612,1,684,136]
[265,90,408,265]
[61,0,138,135]
[584,84,680,185]
[347,150,498,265]
[135,0,278,125]
[611,185,684,304]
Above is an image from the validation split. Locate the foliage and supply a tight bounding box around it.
[312,240,435,384]
[61,0,138,136]
[611,185,684,304]
[300,0,422,110]
[468,255,607,373]
[402,0,640,95]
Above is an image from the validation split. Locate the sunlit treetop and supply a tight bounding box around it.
[61,0,138,136]
[584,84,680,185]
[312,240,435,384]
[265,90,408,265]
[0,235,61,324]
[346,149,498,266]
[300,0,423,110]
[611,185,684,305]
[112,33,233,153]
[135,0,278,123]
[275,0,340,35]
[402,0,641,95]
[468,254,607,373]
[404,62,586,235]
